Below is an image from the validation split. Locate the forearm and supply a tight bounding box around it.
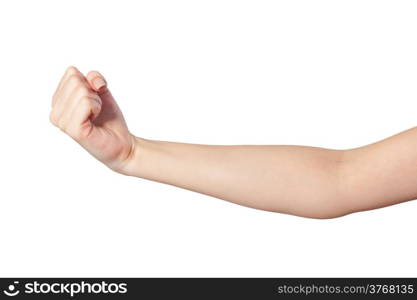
[124,137,348,218]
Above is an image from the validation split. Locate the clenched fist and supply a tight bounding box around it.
[50,67,136,173]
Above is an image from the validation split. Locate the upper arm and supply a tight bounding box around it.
[340,127,417,214]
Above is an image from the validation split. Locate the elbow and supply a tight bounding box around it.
[311,149,359,219]
[299,150,358,220]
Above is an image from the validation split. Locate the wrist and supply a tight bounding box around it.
[115,135,150,177]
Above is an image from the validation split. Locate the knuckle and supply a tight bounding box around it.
[57,118,67,131]
[65,66,78,75]
[52,93,57,105]
[52,92,61,106]
[49,111,58,126]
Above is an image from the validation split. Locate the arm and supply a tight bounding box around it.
[339,127,417,215]
[126,139,347,218]
[50,67,417,219]
[123,128,417,218]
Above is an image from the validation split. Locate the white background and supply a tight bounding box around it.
[0,0,416,277]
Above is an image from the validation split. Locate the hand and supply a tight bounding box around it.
[50,66,136,173]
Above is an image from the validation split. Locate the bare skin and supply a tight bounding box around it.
[50,66,417,219]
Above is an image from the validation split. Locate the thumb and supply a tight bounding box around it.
[85,70,126,126]
[86,70,108,94]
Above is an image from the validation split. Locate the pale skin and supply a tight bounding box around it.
[50,66,417,219]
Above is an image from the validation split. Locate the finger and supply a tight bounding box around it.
[74,96,102,128]
[86,70,108,95]
[64,96,102,140]
[57,88,102,129]
[53,75,90,122]
[85,70,126,126]
[54,72,85,111]
[52,66,81,107]
[50,73,98,129]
